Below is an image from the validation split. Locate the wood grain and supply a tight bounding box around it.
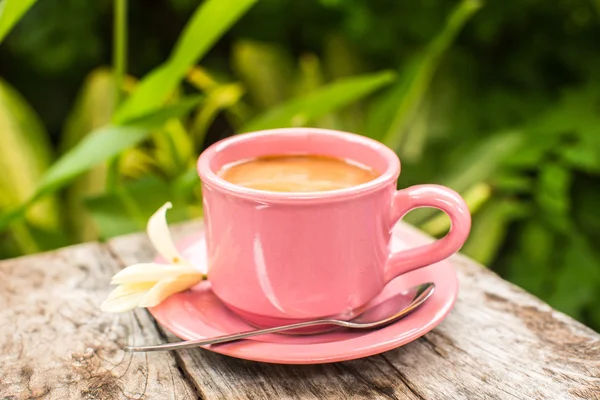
[107,221,600,400]
[108,224,423,400]
[1,220,599,399]
[0,242,196,400]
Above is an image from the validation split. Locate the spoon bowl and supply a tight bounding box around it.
[125,282,435,352]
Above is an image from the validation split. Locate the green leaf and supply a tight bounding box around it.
[296,53,325,95]
[7,221,39,254]
[0,77,62,255]
[86,177,169,239]
[153,119,194,178]
[505,86,600,168]
[39,96,203,195]
[572,174,600,241]
[61,68,116,152]
[560,125,600,173]
[535,162,572,232]
[37,126,149,197]
[61,68,115,241]
[320,37,368,131]
[444,131,523,192]
[0,78,53,210]
[86,176,192,239]
[548,234,600,320]
[0,96,203,233]
[0,206,27,237]
[295,53,342,130]
[460,199,527,265]
[527,85,600,135]
[503,221,556,298]
[121,95,204,129]
[232,40,295,110]
[118,146,156,179]
[323,34,365,80]
[172,166,201,200]
[242,70,396,132]
[26,223,70,252]
[404,131,522,225]
[365,56,421,141]
[366,0,481,148]
[59,74,201,241]
[190,83,244,146]
[398,97,430,163]
[0,0,37,44]
[0,78,59,232]
[186,66,254,129]
[114,0,257,122]
[490,173,534,194]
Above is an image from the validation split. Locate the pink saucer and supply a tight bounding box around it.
[149,226,458,364]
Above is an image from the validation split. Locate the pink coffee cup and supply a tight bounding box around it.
[197,128,471,328]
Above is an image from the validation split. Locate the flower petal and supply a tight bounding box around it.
[138,275,203,308]
[101,282,155,312]
[101,292,146,313]
[147,202,185,264]
[105,282,156,299]
[110,262,196,284]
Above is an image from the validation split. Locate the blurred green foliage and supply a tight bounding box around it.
[0,0,599,331]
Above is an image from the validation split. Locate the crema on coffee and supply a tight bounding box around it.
[218,155,380,193]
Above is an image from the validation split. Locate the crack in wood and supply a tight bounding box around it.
[419,335,449,358]
[147,311,206,400]
[332,361,399,400]
[380,355,427,400]
[105,242,204,400]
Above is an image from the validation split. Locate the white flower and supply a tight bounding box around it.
[101,202,205,312]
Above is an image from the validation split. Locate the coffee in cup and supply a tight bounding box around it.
[218,154,380,193]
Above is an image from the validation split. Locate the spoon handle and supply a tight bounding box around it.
[125,319,342,352]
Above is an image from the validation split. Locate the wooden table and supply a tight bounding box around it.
[1,221,599,400]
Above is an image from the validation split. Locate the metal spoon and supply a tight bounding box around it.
[125,282,435,352]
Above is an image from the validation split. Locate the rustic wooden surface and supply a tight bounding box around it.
[1,221,599,400]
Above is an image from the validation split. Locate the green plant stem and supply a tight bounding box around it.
[108,0,128,190]
[113,0,127,107]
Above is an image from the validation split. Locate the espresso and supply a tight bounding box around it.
[218,155,380,192]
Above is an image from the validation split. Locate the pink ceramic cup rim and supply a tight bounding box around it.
[197,128,401,204]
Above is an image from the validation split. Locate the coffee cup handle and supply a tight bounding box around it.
[383,184,471,284]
